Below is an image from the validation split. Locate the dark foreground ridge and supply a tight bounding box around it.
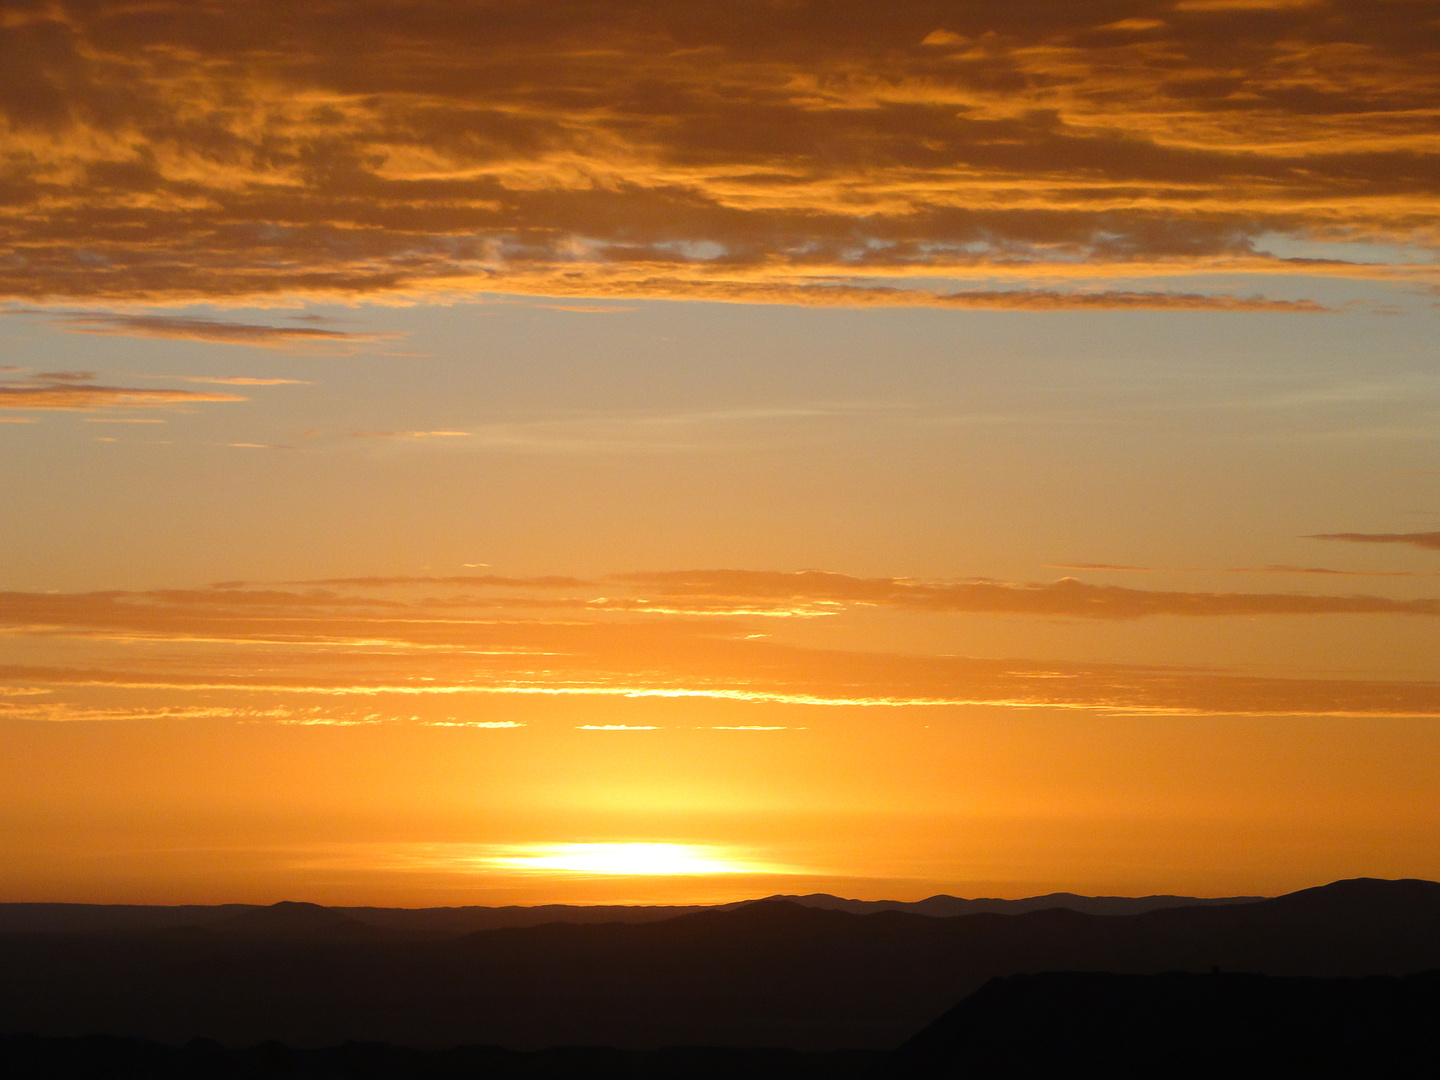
[889,970,1440,1079]
[6,971,1440,1078]
[0,1037,882,1080]
[1,879,1439,1052]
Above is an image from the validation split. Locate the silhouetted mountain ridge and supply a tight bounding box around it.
[756,891,1264,917]
[201,901,413,942]
[0,886,1267,936]
[1,878,1437,1051]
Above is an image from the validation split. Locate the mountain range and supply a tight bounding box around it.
[0,888,1263,936]
[1,878,1438,1052]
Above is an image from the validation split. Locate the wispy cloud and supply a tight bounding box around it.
[450,404,895,454]
[1047,562,1435,578]
[615,569,1440,619]
[349,430,472,439]
[275,574,590,588]
[0,371,245,412]
[182,377,310,386]
[22,310,399,350]
[1308,532,1440,552]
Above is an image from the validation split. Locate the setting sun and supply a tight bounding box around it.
[478,843,774,877]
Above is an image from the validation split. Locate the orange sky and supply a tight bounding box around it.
[2,0,1439,904]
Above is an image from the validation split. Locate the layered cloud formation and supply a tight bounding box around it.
[6,568,1440,718]
[2,0,1436,305]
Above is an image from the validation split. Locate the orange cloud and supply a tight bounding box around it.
[8,571,1440,647]
[5,564,1440,719]
[0,372,245,412]
[183,377,310,386]
[20,311,399,348]
[348,430,471,439]
[0,1,1433,305]
[613,569,1440,619]
[279,575,592,588]
[1308,532,1440,552]
[1047,562,1434,577]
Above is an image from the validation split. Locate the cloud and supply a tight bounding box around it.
[0,372,246,412]
[279,574,591,588]
[4,643,1440,719]
[507,279,1334,312]
[356,405,878,455]
[8,571,1440,652]
[1047,562,1433,578]
[349,430,471,439]
[1174,0,1318,9]
[37,371,95,382]
[422,720,524,728]
[6,564,1440,720]
[1308,531,1440,552]
[0,1,1434,305]
[183,377,310,386]
[23,310,399,349]
[1101,19,1167,31]
[614,569,1440,620]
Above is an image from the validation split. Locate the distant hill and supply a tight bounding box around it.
[758,891,1264,918]
[1,879,1437,1051]
[0,887,1264,936]
[193,901,418,943]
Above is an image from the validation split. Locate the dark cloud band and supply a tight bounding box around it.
[0,1,1433,304]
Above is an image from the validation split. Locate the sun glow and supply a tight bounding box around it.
[480,842,773,876]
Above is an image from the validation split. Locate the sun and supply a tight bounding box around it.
[482,842,766,876]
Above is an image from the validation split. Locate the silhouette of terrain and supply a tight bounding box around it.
[5,971,1440,1078]
[0,1035,883,1079]
[0,879,1437,1052]
[759,891,1263,918]
[0,888,1260,936]
[888,970,1440,1079]
[190,901,424,942]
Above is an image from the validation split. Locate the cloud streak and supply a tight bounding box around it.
[0,372,245,412]
[1047,562,1434,578]
[23,311,399,349]
[614,569,1440,620]
[182,377,310,386]
[1308,531,1440,552]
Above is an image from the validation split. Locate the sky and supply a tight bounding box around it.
[2,0,1440,906]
